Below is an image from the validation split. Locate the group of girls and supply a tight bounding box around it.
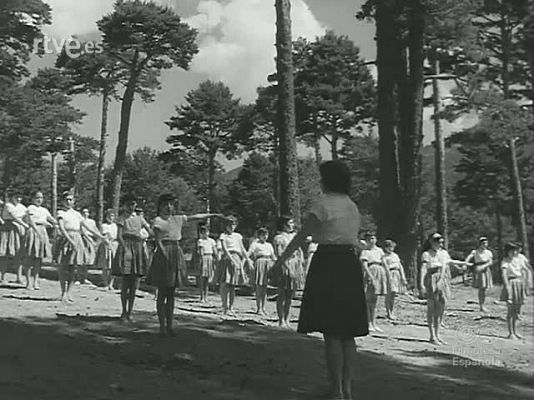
[359,231,532,343]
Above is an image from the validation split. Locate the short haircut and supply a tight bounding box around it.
[257,227,269,237]
[62,190,73,199]
[319,160,351,195]
[276,215,293,231]
[104,208,114,219]
[224,216,238,227]
[384,239,396,249]
[364,231,376,239]
[504,242,519,254]
[198,225,209,234]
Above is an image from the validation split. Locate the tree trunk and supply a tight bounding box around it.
[331,129,339,160]
[207,147,217,215]
[397,0,425,284]
[51,153,58,219]
[509,137,530,258]
[275,0,301,223]
[96,92,109,229]
[500,2,511,99]
[313,132,322,167]
[376,0,402,241]
[110,78,137,213]
[432,57,448,247]
[496,200,503,273]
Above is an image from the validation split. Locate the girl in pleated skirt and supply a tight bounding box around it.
[248,227,276,315]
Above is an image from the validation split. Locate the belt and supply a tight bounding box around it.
[507,276,520,280]
[389,267,399,271]
[65,229,80,233]
[368,261,382,266]
[123,234,142,240]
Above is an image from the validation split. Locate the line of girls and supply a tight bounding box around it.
[0,189,104,294]
[361,230,532,343]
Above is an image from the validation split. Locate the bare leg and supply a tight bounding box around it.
[478,288,486,312]
[283,288,294,326]
[342,339,355,399]
[120,277,129,319]
[156,287,166,335]
[203,277,209,302]
[165,288,176,335]
[506,304,514,338]
[126,277,138,321]
[198,277,204,302]
[34,260,41,289]
[259,286,267,314]
[59,266,67,301]
[25,266,33,289]
[427,298,437,343]
[276,287,285,326]
[387,293,397,319]
[435,298,446,344]
[220,283,228,313]
[324,335,344,398]
[228,285,235,313]
[16,263,23,283]
[0,258,7,282]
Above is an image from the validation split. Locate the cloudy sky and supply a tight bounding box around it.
[30,0,470,167]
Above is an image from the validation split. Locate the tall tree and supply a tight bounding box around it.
[56,47,121,228]
[293,32,376,161]
[166,81,246,213]
[275,0,300,222]
[97,0,198,212]
[0,0,51,82]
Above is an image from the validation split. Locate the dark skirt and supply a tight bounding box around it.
[297,245,369,338]
[146,241,185,288]
[112,237,148,277]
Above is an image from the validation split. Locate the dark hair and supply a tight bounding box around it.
[104,208,114,219]
[364,231,376,239]
[224,216,238,227]
[156,193,175,215]
[504,242,519,254]
[62,190,73,199]
[198,225,209,234]
[422,232,444,252]
[276,215,293,231]
[122,194,137,204]
[384,239,396,249]
[319,160,351,195]
[257,227,269,237]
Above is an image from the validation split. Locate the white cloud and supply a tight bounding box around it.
[186,0,326,103]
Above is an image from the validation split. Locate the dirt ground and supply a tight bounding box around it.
[0,267,532,400]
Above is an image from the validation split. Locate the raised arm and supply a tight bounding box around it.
[187,213,225,222]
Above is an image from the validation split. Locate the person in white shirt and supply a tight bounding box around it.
[0,190,29,284]
[197,224,218,303]
[23,191,57,290]
[465,236,493,312]
[248,227,276,315]
[95,209,118,290]
[273,160,367,400]
[78,208,98,285]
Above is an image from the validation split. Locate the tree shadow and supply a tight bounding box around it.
[1,311,532,400]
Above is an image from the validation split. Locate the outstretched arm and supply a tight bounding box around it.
[187,213,225,222]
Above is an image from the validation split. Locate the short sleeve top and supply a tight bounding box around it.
[81,218,97,237]
[422,249,451,274]
[198,237,217,255]
[152,215,187,241]
[501,256,526,279]
[27,205,52,225]
[117,212,148,238]
[383,252,402,270]
[273,232,293,257]
[101,223,118,241]
[2,202,27,220]
[220,232,243,253]
[307,193,360,246]
[361,246,385,265]
[58,208,84,231]
[249,241,275,259]
[469,249,493,265]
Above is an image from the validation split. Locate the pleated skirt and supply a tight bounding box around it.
[24,225,51,259]
[388,269,405,294]
[297,245,369,338]
[146,241,185,288]
[112,237,148,277]
[365,263,388,296]
[270,254,304,291]
[253,257,273,286]
[95,240,119,270]
[198,255,216,281]
[424,269,451,301]
[0,222,25,257]
[216,253,248,286]
[472,267,493,289]
[500,278,526,305]
[56,231,85,266]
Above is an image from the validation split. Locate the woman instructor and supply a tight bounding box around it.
[272,160,368,400]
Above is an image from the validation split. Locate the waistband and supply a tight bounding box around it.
[507,276,520,280]
[161,240,181,245]
[368,261,382,266]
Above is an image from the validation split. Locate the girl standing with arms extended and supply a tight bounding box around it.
[272,215,304,328]
[248,227,276,315]
[420,233,466,344]
[95,209,118,290]
[383,239,407,320]
[197,224,218,304]
[360,232,387,332]
[147,194,222,335]
[273,160,368,400]
[56,191,106,303]
[112,195,152,322]
[0,190,29,284]
[23,191,57,290]
[465,236,493,312]
[217,216,251,316]
[500,242,529,339]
